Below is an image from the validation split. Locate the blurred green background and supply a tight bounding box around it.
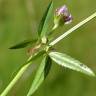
[0,0,96,96]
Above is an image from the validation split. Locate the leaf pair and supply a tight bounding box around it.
[27,50,95,96]
[27,55,52,96]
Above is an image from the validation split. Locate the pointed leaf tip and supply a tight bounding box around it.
[9,39,37,49]
[38,1,53,38]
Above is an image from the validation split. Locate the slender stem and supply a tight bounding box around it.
[49,12,96,46]
[47,24,58,36]
[0,61,32,96]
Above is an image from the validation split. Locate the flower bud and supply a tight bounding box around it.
[54,5,72,27]
[41,36,48,44]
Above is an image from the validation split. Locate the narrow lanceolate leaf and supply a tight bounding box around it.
[38,1,53,37]
[27,55,52,96]
[9,39,37,49]
[49,52,95,76]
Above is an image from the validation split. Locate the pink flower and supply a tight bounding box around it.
[54,5,72,26]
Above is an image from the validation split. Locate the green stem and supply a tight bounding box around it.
[49,12,96,46]
[52,24,58,31]
[47,24,58,36]
[0,61,32,96]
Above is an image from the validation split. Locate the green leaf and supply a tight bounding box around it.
[27,55,52,96]
[49,52,95,76]
[38,1,53,37]
[9,39,37,49]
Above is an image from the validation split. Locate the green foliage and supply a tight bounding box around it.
[49,52,95,76]
[1,1,96,96]
[38,1,53,38]
[27,55,52,96]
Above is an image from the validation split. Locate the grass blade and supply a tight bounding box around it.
[27,55,52,96]
[38,1,53,37]
[49,51,95,76]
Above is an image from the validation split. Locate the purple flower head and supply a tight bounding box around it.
[54,5,72,26]
[56,5,68,16]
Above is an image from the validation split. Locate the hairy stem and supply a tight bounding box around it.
[49,12,96,46]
